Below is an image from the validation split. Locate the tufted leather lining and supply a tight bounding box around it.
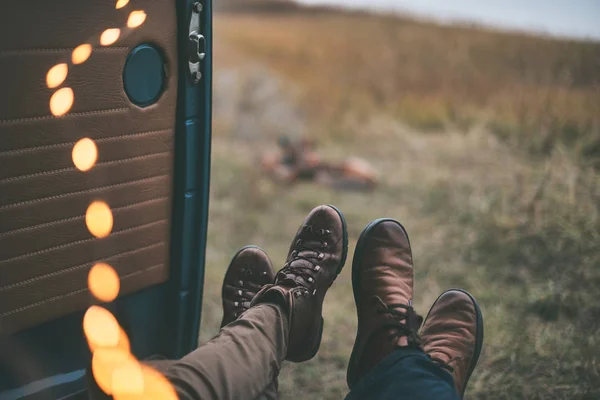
[0,0,177,335]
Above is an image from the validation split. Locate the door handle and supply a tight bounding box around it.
[188,2,205,83]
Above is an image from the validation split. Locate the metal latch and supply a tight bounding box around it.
[188,2,205,83]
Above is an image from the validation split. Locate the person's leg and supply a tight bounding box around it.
[86,304,287,400]
[344,347,459,400]
[164,303,288,400]
[169,204,348,399]
[94,246,280,400]
[345,289,483,400]
[87,204,347,400]
[346,218,424,388]
[345,218,483,399]
[344,218,454,400]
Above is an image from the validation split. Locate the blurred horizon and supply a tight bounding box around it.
[296,0,600,40]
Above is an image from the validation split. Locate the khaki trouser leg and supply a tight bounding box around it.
[165,303,288,400]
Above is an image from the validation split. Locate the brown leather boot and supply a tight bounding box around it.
[420,289,484,398]
[221,246,275,328]
[251,204,348,362]
[347,218,423,389]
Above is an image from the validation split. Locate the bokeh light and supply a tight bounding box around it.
[115,0,130,9]
[49,87,74,116]
[88,325,130,354]
[59,10,180,399]
[83,306,120,349]
[46,63,68,89]
[72,44,92,64]
[117,327,131,354]
[92,347,134,395]
[138,366,179,400]
[72,138,98,172]
[89,263,120,302]
[112,359,144,397]
[127,11,147,28]
[100,29,121,46]
[86,201,114,238]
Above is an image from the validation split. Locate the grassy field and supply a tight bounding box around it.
[199,6,600,399]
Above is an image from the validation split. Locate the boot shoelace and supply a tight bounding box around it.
[230,270,267,317]
[277,224,331,295]
[377,302,423,346]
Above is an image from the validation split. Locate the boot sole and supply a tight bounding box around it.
[424,288,484,399]
[347,218,411,388]
[302,204,348,361]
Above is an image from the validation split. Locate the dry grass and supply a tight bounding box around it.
[198,7,600,399]
[217,10,600,166]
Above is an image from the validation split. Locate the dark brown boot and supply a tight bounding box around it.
[251,204,348,362]
[347,219,423,388]
[221,246,275,328]
[420,289,484,398]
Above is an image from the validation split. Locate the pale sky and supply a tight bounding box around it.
[297,0,600,40]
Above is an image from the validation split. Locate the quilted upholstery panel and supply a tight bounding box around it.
[0,0,177,335]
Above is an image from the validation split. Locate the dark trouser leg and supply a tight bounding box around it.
[344,347,460,400]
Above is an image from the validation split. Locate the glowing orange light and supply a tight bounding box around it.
[72,44,92,64]
[49,87,74,117]
[86,201,113,238]
[89,263,120,302]
[138,366,178,400]
[100,29,121,46]
[46,63,68,88]
[115,0,130,9]
[72,138,98,172]
[127,11,146,28]
[112,359,144,398]
[83,306,120,349]
[117,327,131,353]
[92,347,133,395]
[88,325,130,355]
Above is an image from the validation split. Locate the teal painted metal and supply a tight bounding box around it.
[168,0,212,358]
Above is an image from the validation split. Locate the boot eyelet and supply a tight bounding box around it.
[291,250,298,257]
[294,291,301,298]
[308,277,314,283]
[321,242,328,248]
[238,280,244,287]
[318,253,324,260]
[312,289,317,295]
[234,302,239,307]
[238,290,243,296]
[314,265,321,272]
[296,239,302,246]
